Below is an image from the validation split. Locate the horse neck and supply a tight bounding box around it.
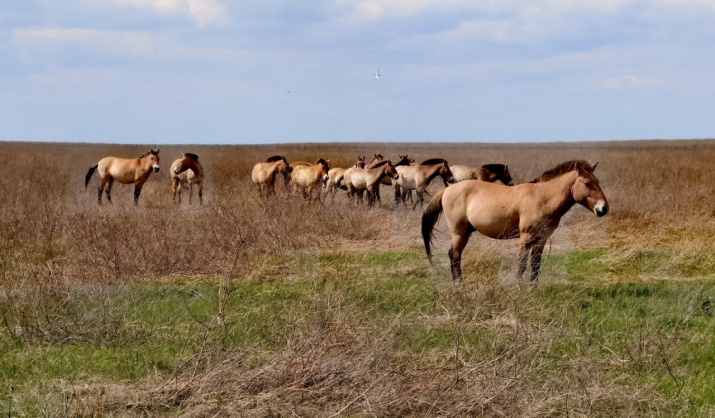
[375,164,390,180]
[189,160,203,176]
[425,165,443,182]
[534,171,578,218]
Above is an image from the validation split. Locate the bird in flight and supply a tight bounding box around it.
[375,70,381,80]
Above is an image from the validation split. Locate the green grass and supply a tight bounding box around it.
[1,249,714,414]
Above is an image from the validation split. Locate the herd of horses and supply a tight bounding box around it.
[84,150,609,284]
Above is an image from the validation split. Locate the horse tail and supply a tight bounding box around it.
[422,188,446,265]
[85,164,98,188]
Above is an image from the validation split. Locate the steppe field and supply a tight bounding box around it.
[1,140,714,417]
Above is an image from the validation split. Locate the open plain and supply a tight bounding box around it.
[1,140,714,416]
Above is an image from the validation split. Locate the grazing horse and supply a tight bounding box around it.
[343,160,399,206]
[291,158,331,200]
[251,155,291,196]
[450,164,514,186]
[422,160,609,284]
[326,156,365,198]
[85,149,160,205]
[171,152,204,204]
[395,158,454,209]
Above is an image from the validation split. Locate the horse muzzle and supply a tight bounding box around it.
[154,166,160,173]
[594,201,609,217]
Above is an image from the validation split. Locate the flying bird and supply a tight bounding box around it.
[375,70,381,80]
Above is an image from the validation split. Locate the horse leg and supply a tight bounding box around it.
[198,182,203,205]
[188,182,194,205]
[104,177,114,204]
[448,229,471,284]
[133,184,142,206]
[529,241,546,283]
[412,190,424,210]
[516,236,535,283]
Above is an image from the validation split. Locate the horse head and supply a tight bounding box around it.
[384,160,399,180]
[570,161,609,217]
[355,156,366,168]
[440,161,455,186]
[395,154,411,166]
[483,164,514,186]
[142,149,160,173]
[316,158,330,186]
[174,152,199,175]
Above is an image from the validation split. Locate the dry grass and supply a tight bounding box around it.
[1,140,714,416]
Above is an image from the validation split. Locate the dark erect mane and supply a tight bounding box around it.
[266,155,285,162]
[481,163,505,172]
[530,160,594,183]
[421,158,447,165]
[184,152,199,160]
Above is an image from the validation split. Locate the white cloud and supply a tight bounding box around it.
[13,28,252,61]
[96,0,229,28]
[601,75,662,89]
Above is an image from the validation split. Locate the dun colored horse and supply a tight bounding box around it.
[170,153,204,205]
[450,164,514,186]
[422,160,609,284]
[291,158,331,200]
[251,155,291,196]
[366,154,384,169]
[379,154,413,186]
[85,149,160,205]
[326,156,365,198]
[395,158,454,209]
[343,160,399,205]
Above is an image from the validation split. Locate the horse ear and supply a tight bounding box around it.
[592,162,598,171]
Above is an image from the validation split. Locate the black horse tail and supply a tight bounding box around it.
[85,164,98,188]
[422,188,446,265]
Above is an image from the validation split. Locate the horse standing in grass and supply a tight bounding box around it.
[394,158,454,209]
[326,156,365,199]
[85,149,161,205]
[171,152,204,205]
[450,164,514,185]
[251,156,291,196]
[291,158,331,200]
[422,160,609,284]
[343,160,399,206]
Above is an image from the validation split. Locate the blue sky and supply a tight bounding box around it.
[2,0,715,144]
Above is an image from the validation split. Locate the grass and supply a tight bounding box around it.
[2,249,714,415]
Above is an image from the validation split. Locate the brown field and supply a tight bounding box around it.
[1,140,714,416]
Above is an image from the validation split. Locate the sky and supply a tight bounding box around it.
[2,0,715,144]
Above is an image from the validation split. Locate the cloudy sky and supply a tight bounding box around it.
[2,0,715,144]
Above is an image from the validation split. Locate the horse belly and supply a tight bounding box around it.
[468,203,519,239]
[105,161,136,184]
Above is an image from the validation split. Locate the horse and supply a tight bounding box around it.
[326,156,365,199]
[291,158,331,200]
[366,154,384,169]
[379,154,413,186]
[251,155,291,196]
[450,164,514,185]
[343,160,399,206]
[394,158,454,209]
[85,149,160,205]
[170,152,204,204]
[422,160,609,284]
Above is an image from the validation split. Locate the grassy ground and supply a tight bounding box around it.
[1,140,714,416]
[2,249,713,416]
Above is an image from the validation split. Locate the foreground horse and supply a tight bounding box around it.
[343,160,399,205]
[395,158,454,209]
[450,164,514,186]
[251,156,291,196]
[292,158,331,200]
[85,149,161,205]
[171,152,204,204]
[422,160,609,284]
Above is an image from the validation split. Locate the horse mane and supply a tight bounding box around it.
[371,159,392,168]
[184,152,199,160]
[421,158,447,165]
[139,149,158,158]
[266,155,286,162]
[481,163,505,172]
[530,160,594,183]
